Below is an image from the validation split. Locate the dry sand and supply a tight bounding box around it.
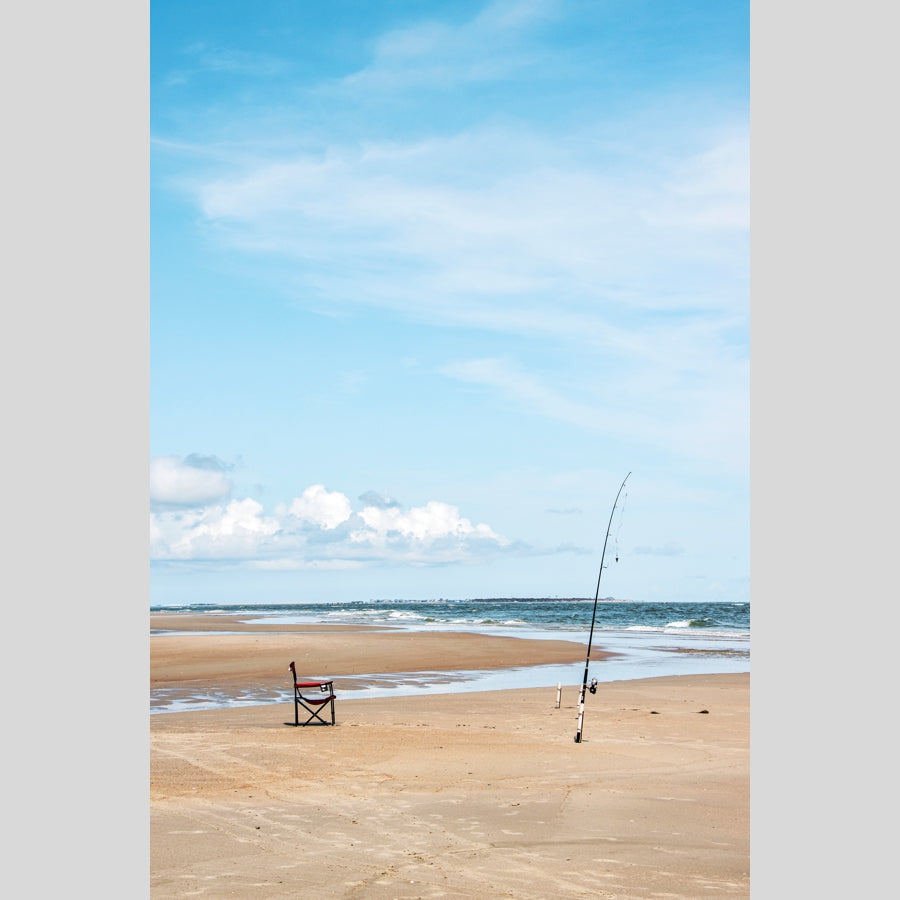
[151,614,749,898]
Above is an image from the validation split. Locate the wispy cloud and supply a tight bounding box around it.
[195,121,747,324]
[337,0,559,93]
[159,0,747,358]
[187,113,747,473]
[441,354,748,473]
[634,542,685,556]
[167,113,747,472]
[164,42,294,87]
[441,357,599,428]
[153,0,748,476]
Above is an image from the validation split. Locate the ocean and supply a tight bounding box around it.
[151,598,750,714]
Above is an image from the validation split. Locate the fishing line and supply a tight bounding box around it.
[614,489,628,562]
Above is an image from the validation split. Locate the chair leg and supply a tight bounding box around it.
[296,700,330,725]
[290,691,336,726]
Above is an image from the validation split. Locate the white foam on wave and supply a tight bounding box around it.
[619,624,748,639]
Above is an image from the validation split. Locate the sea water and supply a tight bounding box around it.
[150,599,749,713]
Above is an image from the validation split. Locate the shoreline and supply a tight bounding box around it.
[150,611,747,713]
[151,615,603,712]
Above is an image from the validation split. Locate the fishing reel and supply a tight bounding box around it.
[588,678,598,695]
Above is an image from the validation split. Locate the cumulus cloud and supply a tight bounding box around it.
[285,484,352,529]
[354,500,507,547]
[151,481,517,568]
[150,455,233,506]
[150,498,280,560]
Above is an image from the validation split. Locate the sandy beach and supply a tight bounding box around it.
[151,614,749,898]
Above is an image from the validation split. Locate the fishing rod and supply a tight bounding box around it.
[574,471,631,744]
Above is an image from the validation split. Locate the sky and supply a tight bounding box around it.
[150,0,749,606]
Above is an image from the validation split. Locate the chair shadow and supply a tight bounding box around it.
[283,721,337,727]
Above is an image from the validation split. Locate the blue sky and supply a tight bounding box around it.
[150,0,749,606]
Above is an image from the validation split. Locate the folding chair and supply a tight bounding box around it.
[288,661,336,726]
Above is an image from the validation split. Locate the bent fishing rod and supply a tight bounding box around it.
[574,471,631,744]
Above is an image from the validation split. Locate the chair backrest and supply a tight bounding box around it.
[289,661,334,697]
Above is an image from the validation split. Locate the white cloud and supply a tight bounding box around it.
[285,484,352,530]
[645,131,749,232]
[195,119,747,340]
[441,357,598,429]
[150,498,280,560]
[151,484,515,567]
[339,0,557,92]
[157,0,748,350]
[164,42,294,85]
[355,500,507,546]
[442,353,748,474]
[150,455,233,506]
